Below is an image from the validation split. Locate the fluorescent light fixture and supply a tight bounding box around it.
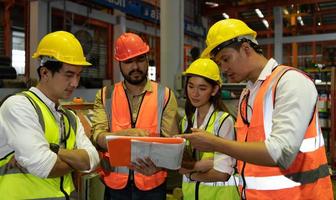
[262,19,269,29]
[255,8,264,18]
[222,12,230,19]
[205,1,219,7]
[297,16,304,26]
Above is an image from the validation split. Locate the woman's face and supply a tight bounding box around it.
[187,76,218,108]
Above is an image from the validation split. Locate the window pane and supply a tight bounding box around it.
[12,31,25,75]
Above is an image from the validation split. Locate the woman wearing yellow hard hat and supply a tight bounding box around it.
[181,19,333,200]
[179,58,239,200]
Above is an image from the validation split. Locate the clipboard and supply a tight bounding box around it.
[106,136,185,169]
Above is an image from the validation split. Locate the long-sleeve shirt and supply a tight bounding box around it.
[192,105,236,175]
[92,79,179,143]
[0,87,100,178]
[242,58,318,169]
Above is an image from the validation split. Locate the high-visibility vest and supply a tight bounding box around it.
[0,91,77,199]
[236,65,333,200]
[100,81,170,191]
[181,110,240,200]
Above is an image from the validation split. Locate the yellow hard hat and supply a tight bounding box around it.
[183,58,222,85]
[201,19,256,58]
[32,31,91,66]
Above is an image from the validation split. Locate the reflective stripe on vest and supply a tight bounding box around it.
[101,81,169,191]
[0,91,77,199]
[240,163,329,190]
[181,110,239,200]
[183,173,239,187]
[235,65,333,199]
[300,131,324,152]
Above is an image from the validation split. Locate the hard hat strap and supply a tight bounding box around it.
[210,38,239,59]
[210,37,261,58]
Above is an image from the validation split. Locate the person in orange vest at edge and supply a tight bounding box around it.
[180,18,333,200]
[91,32,179,200]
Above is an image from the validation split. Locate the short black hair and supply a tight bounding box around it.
[37,61,63,80]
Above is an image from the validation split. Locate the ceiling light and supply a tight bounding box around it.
[317,22,321,26]
[255,8,264,18]
[297,16,304,26]
[222,13,229,19]
[262,19,269,29]
[205,1,219,7]
[283,8,289,15]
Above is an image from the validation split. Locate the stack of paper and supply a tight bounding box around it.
[106,136,185,170]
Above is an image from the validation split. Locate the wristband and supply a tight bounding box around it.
[50,143,60,154]
[189,171,196,181]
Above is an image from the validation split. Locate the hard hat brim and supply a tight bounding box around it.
[32,54,92,66]
[182,72,223,85]
[115,48,149,62]
[200,43,219,58]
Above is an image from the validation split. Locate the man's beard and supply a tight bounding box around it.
[122,69,148,85]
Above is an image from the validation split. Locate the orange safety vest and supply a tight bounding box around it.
[235,65,333,200]
[100,81,170,191]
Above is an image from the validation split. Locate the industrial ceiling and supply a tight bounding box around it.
[201,0,336,38]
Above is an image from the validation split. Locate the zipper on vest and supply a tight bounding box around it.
[195,181,200,200]
[129,169,134,181]
[60,176,70,200]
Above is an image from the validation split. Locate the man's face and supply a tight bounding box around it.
[120,54,148,85]
[213,46,249,83]
[45,63,82,101]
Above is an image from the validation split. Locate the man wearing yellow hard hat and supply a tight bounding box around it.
[181,19,333,199]
[0,31,99,199]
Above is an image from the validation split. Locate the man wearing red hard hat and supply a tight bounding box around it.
[91,33,179,200]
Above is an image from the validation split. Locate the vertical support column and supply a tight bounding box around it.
[312,42,316,64]
[331,67,336,168]
[106,24,113,81]
[292,43,298,67]
[273,6,283,64]
[160,0,184,94]
[112,10,126,83]
[29,0,48,80]
[4,0,14,57]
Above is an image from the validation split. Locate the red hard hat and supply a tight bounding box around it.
[114,33,149,61]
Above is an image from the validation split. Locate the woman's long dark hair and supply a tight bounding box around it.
[184,75,230,133]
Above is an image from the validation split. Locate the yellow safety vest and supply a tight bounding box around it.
[0,91,77,199]
[181,110,240,200]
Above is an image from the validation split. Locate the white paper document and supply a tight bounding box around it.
[131,140,185,170]
[106,135,186,170]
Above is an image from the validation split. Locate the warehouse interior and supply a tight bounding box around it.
[1,0,336,199]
